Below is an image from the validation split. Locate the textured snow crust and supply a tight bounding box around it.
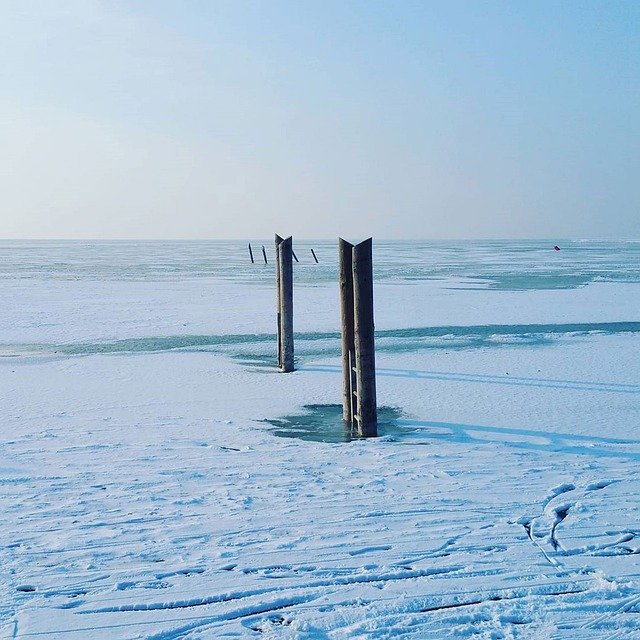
[1,241,640,639]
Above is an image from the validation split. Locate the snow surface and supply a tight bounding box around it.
[1,240,640,639]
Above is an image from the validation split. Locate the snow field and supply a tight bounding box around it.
[1,240,640,638]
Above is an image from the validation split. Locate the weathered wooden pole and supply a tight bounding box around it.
[248,243,254,264]
[262,245,268,265]
[338,239,355,423]
[353,238,377,436]
[278,236,294,372]
[311,248,319,264]
[275,234,284,368]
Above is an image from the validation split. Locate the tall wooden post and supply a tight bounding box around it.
[352,238,377,436]
[275,234,284,368]
[278,236,294,372]
[339,238,377,436]
[338,239,355,423]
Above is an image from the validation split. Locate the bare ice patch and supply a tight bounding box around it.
[263,405,405,443]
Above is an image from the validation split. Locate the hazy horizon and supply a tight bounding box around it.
[2,237,639,243]
[2,1,639,240]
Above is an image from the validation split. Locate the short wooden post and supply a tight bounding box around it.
[262,245,268,264]
[278,236,294,372]
[275,234,284,368]
[248,243,254,264]
[352,238,377,436]
[338,239,355,423]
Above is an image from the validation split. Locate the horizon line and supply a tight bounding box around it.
[1,237,639,243]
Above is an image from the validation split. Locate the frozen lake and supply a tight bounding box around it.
[1,240,640,639]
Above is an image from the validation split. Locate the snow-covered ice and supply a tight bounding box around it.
[1,240,639,638]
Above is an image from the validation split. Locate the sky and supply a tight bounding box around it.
[1,0,639,239]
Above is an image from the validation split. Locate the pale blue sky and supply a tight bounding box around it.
[1,0,638,238]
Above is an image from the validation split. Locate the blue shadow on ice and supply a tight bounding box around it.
[398,419,640,460]
[265,406,640,459]
[264,404,640,461]
[302,364,640,395]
